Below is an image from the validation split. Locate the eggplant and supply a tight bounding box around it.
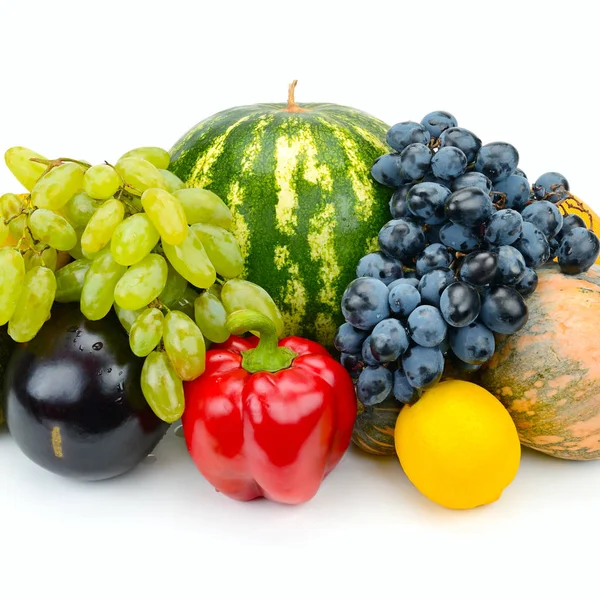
[4,304,169,480]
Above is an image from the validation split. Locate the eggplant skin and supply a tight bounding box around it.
[4,304,169,481]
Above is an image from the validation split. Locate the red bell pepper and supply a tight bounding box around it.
[182,309,357,505]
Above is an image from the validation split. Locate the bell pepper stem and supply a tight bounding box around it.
[226,309,297,374]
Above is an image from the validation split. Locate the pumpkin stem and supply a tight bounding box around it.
[284,80,307,113]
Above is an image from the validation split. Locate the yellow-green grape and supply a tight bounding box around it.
[41,247,58,271]
[81,198,124,254]
[7,266,56,342]
[83,164,121,200]
[159,169,184,193]
[80,249,127,320]
[68,228,85,260]
[158,264,188,307]
[221,279,285,338]
[140,188,188,245]
[31,163,85,210]
[24,247,58,272]
[0,219,8,245]
[0,193,25,220]
[113,253,168,311]
[28,209,77,251]
[162,227,216,289]
[194,289,229,343]
[114,157,167,196]
[0,247,26,325]
[55,259,91,303]
[173,188,233,230]
[23,250,42,271]
[8,213,27,243]
[163,310,206,381]
[191,223,244,279]
[118,147,170,170]
[141,351,185,423]
[110,214,160,266]
[168,286,197,320]
[129,308,164,357]
[4,147,48,191]
[64,192,101,228]
[114,304,143,333]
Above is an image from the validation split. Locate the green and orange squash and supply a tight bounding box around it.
[169,82,392,347]
[481,263,600,460]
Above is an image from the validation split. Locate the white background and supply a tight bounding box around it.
[1,1,599,599]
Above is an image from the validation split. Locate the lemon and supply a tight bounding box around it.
[395,380,521,510]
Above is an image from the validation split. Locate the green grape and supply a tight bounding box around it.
[158,264,188,307]
[83,164,121,200]
[64,192,101,227]
[31,162,85,210]
[28,208,77,251]
[81,198,124,254]
[159,169,184,193]
[221,279,285,338]
[113,253,168,311]
[141,188,188,245]
[194,289,229,343]
[80,248,127,320]
[163,310,206,381]
[129,308,164,357]
[0,247,26,325]
[23,248,58,272]
[55,259,91,303]
[118,147,170,170]
[23,250,42,271]
[114,157,167,196]
[168,286,197,319]
[0,219,8,245]
[1,193,25,220]
[141,351,185,423]
[41,247,58,271]
[68,227,85,260]
[162,227,216,289]
[8,213,27,243]
[8,266,56,342]
[173,188,233,229]
[114,304,143,333]
[4,147,48,191]
[191,223,244,279]
[110,213,160,266]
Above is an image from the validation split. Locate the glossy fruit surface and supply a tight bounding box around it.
[4,304,168,480]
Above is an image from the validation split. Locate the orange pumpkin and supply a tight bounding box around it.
[480,263,600,460]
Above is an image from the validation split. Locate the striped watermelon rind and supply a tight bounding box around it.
[169,98,392,346]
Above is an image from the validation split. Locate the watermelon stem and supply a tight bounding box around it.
[285,80,307,113]
[226,309,297,373]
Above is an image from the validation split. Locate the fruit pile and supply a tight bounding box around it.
[0,146,282,423]
[337,111,600,406]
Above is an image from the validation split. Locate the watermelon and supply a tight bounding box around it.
[169,82,392,346]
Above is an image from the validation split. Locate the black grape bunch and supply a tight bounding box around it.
[336,111,600,408]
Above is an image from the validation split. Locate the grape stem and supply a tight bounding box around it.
[226,309,297,373]
[30,157,92,172]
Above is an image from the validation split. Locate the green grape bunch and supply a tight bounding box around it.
[0,145,283,424]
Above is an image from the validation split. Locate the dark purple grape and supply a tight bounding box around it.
[439,222,481,252]
[446,187,494,227]
[388,283,421,318]
[549,237,560,260]
[392,369,419,404]
[521,200,563,239]
[459,251,498,286]
[389,277,419,291]
[558,214,586,239]
[431,146,468,180]
[425,223,443,245]
[402,345,445,389]
[406,182,451,225]
[533,172,570,202]
[407,305,448,347]
[389,184,413,218]
[514,168,528,179]
[439,127,482,163]
[415,243,454,277]
[356,251,404,284]
[370,319,410,362]
[378,218,427,262]
[439,281,481,327]
[513,221,551,267]
[480,286,528,334]
[452,172,492,194]
[362,336,380,366]
[558,227,600,274]
[341,277,391,330]
[475,142,519,183]
[421,111,458,140]
[484,209,523,246]
[493,175,530,210]
[449,322,495,365]
[386,122,430,152]
[357,366,393,405]
[515,267,538,297]
[418,267,455,308]
[340,353,363,379]
[334,323,368,354]
[495,245,526,286]
[371,153,405,188]
[400,143,432,181]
